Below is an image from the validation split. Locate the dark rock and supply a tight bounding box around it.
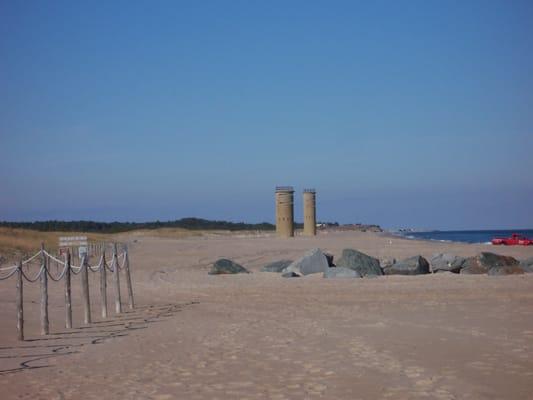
[281,248,329,277]
[261,260,293,273]
[520,257,533,273]
[383,256,430,275]
[324,252,335,267]
[209,259,249,275]
[430,253,466,273]
[323,267,361,278]
[461,252,520,275]
[336,249,382,277]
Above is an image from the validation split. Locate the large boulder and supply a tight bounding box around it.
[281,248,329,277]
[324,267,361,278]
[383,256,430,275]
[430,253,466,273]
[336,249,382,277]
[209,259,249,275]
[261,260,293,272]
[461,252,521,275]
[520,257,533,273]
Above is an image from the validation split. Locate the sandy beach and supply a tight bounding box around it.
[1,231,533,399]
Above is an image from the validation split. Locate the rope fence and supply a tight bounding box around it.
[0,242,134,340]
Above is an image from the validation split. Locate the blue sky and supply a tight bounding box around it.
[1,1,532,229]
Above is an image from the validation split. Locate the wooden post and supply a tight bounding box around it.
[16,260,24,341]
[100,251,108,318]
[40,243,49,335]
[64,251,72,329]
[81,255,91,324]
[124,246,135,310]
[112,243,122,314]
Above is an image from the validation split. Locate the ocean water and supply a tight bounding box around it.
[400,229,533,244]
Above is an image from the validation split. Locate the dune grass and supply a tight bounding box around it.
[0,226,265,262]
[0,227,114,257]
[0,227,205,260]
[123,227,205,240]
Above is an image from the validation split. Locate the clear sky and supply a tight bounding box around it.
[1,0,532,230]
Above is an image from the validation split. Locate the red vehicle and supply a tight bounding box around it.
[492,233,533,246]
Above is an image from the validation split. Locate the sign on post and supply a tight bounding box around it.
[59,236,89,258]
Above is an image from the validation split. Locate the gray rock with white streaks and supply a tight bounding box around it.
[383,256,430,275]
[430,253,466,273]
[281,248,329,277]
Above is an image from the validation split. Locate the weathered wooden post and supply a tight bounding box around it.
[100,251,108,318]
[64,250,72,329]
[81,255,91,324]
[40,243,49,335]
[16,260,24,341]
[124,246,135,310]
[112,243,122,314]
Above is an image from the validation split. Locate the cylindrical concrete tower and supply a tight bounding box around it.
[303,189,316,236]
[275,186,294,238]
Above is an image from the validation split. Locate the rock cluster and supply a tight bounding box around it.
[211,249,532,278]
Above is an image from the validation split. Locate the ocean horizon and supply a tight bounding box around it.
[396,229,533,245]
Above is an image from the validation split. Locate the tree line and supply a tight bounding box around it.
[0,218,276,233]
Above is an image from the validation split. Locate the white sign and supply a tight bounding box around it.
[78,246,88,258]
[59,236,88,247]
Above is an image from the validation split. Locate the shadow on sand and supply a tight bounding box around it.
[0,301,199,375]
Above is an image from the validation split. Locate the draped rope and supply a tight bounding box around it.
[87,255,104,272]
[105,255,116,273]
[20,263,46,282]
[0,246,128,280]
[43,251,66,266]
[0,264,19,272]
[116,252,127,270]
[21,251,41,265]
[46,262,70,282]
[0,265,20,280]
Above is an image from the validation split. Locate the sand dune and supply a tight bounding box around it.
[1,231,533,399]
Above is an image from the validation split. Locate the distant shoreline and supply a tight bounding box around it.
[390,229,533,245]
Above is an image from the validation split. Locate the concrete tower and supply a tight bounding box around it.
[275,186,294,238]
[303,189,316,236]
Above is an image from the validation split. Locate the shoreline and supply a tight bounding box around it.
[385,229,533,247]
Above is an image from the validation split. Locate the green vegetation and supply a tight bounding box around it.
[0,218,276,233]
